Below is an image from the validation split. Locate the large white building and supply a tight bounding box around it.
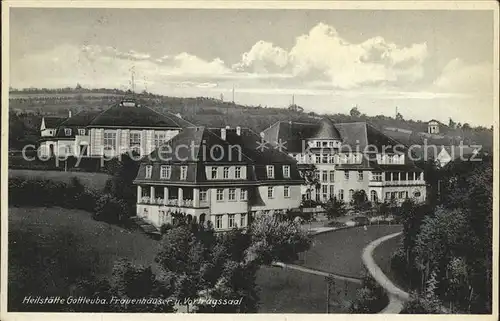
[262,118,427,205]
[39,99,189,158]
[133,126,304,231]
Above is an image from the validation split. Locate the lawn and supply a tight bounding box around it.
[8,207,399,313]
[9,169,110,190]
[297,225,403,278]
[372,233,410,291]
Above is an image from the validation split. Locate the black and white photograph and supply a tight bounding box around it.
[1,1,498,319]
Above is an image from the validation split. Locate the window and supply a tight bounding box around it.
[329,171,335,182]
[414,191,421,198]
[216,189,224,201]
[200,189,208,202]
[130,132,141,150]
[322,185,328,199]
[329,185,335,197]
[391,192,397,199]
[385,192,391,200]
[314,171,320,180]
[78,129,85,136]
[104,132,117,149]
[240,189,248,201]
[392,172,399,181]
[283,165,290,178]
[267,186,274,199]
[240,214,246,227]
[400,172,407,181]
[228,188,236,201]
[328,155,335,163]
[180,166,188,180]
[372,172,382,182]
[315,154,321,163]
[145,165,152,179]
[388,155,393,164]
[64,128,72,136]
[316,141,321,147]
[408,172,414,180]
[405,191,409,198]
[215,215,223,229]
[160,165,171,179]
[228,214,236,228]
[223,167,229,179]
[338,189,344,200]
[370,191,378,202]
[284,186,290,198]
[344,171,349,180]
[266,165,275,178]
[322,154,328,163]
[211,167,217,179]
[398,191,405,199]
[154,132,167,148]
[358,171,364,181]
[322,171,328,182]
[385,172,392,181]
[235,166,242,179]
[349,189,354,200]
[322,141,328,147]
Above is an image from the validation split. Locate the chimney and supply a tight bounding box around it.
[236,126,241,136]
[68,110,72,118]
[221,128,226,140]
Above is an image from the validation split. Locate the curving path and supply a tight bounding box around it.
[362,232,410,314]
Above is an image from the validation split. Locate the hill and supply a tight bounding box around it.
[8,88,493,152]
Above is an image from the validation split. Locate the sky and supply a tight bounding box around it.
[9,8,495,126]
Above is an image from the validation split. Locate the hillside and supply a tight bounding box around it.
[8,88,494,152]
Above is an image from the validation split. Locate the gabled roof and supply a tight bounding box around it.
[43,116,67,128]
[87,100,191,128]
[311,118,341,140]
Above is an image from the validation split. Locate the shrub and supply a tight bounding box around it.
[348,275,388,313]
[93,194,128,224]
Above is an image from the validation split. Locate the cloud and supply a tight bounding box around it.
[433,58,493,94]
[231,22,429,89]
[10,22,433,93]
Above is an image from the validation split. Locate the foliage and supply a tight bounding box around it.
[323,196,347,220]
[350,190,371,212]
[93,194,128,224]
[8,176,99,211]
[348,275,387,313]
[393,157,492,313]
[246,215,312,265]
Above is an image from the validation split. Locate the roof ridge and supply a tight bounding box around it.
[144,105,197,128]
[204,128,255,163]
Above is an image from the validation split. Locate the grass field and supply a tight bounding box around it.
[9,169,110,190]
[297,225,402,278]
[8,207,398,312]
[372,234,410,291]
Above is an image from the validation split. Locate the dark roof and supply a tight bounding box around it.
[43,116,67,128]
[135,127,304,185]
[87,100,190,128]
[261,118,423,171]
[311,118,341,140]
[55,110,102,138]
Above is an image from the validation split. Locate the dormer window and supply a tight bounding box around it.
[145,165,152,179]
[64,128,72,136]
[180,166,188,180]
[266,165,275,178]
[235,166,242,179]
[223,167,229,179]
[283,165,290,178]
[78,129,85,136]
[211,167,218,179]
[160,165,171,179]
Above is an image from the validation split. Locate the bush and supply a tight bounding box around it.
[348,275,388,313]
[8,176,99,211]
[93,194,128,224]
[324,220,345,228]
[160,223,174,235]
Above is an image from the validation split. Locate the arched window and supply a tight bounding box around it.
[349,189,354,200]
[370,190,378,202]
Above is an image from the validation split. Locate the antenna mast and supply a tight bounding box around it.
[232,84,235,103]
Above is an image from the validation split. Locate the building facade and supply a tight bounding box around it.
[133,126,304,231]
[39,99,188,158]
[262,118,427,205]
